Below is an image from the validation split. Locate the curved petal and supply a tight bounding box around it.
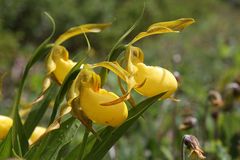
[55,23,111,45]
[129,18,195,44]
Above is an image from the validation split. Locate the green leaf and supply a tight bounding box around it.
[0,12,56,158]
[0,129,12,159]
[24,117,80,160]
[64,128,105,160]
[11,113,28,156]
[84,92,166,160]
[24,84,58,139]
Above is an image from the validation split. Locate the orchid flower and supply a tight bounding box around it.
[67,62,136,129]
[43,23,111,92]
[122,18,195,98]
[125,46,178,98]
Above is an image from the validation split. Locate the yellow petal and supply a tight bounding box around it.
[117,77,136,107]
[126,46,144,74]
[129,18,195,44]
[53,59,76,84]
[149,18,195,31]
[100,91,130,106]
[93,61,136,92]
[133,63,178,98]
[93,61,131,82]
[80,88,128,127]
[29,126,46,145]
[55,23,111,45]
[126,46,144,64]
[0,115,13,140]
[130,26,178,44]
[46,46,77,84]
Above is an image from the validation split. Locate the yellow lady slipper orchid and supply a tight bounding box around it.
[68,66,128,127]
[29,126,46,145]
[41,23,111,95]
[123,18,195,98]
[126,46,178,98]
[0,115,13,140]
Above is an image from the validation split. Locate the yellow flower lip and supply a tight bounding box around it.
[134,63,178,98]
[125,46,178,98]
[80,88,128,127]
[0,115,13,140]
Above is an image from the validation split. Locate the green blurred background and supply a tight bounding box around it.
[0,0,240,159]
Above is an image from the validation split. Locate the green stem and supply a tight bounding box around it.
[79,127,90,160]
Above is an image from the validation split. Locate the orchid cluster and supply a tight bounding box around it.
[0,16,198,160]
[0,18,195,145]
[0,18,194,144]
[40,18,195,134]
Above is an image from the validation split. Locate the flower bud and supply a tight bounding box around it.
[182,135,206,159]
[0,115,13,140]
